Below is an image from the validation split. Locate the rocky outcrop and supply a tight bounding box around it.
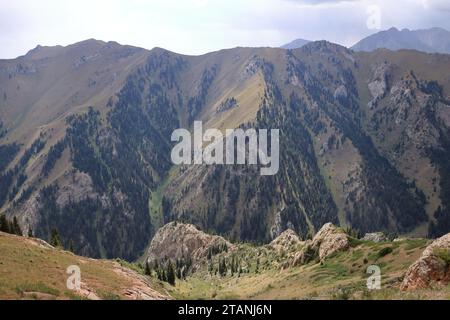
[292,223,349,265]
[401,233,450,290]
[367,62,392,108]
[334,85,348,100]
[269,229,302,253]
[56,171,96,207]
[111,263,170,300]
[362,232,387,243]
[146,222,233,264]
[217,97,238,113]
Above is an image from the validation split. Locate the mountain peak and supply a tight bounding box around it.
[281,38,311,49]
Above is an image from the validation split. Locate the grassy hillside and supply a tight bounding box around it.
[1,227,449,300]
[0,232,169,300]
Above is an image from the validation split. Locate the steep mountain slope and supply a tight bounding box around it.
[163,43,450,242]
[352,27,450,54]
[1,40,450,261]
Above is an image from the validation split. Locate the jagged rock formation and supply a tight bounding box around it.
[401,233,450,290]
[146,222,232,264]
[292,223,349,265]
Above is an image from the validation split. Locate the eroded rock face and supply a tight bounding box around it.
[292,223,349,265]
[401,233,450,290]
[146,222,232,264]
[367,62,392,109]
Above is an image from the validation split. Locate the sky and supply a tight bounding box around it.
[1,0,450,59]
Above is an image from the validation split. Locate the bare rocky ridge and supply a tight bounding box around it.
[401,233,450,290]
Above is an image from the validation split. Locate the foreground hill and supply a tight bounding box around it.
[1,39,450,260]
[0,231,170,300]
[2,223,448,300]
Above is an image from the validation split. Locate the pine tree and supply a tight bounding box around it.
[69,239,75,253]
[28,228,33,238]
[166,261,176,286]
[208,261,213,274]
[230,255,238,275]
[50,228,62,247]
[0,215,9,233]
[145,261,151,276]
[255,258,260,274]
[12,217,22,236]
[219,258,227,277]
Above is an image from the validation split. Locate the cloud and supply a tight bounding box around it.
[422,0,450,11]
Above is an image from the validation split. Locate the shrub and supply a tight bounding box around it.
[433,248,450,267]
[377,247,393,259]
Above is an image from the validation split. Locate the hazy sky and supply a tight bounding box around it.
[1,0,450,59]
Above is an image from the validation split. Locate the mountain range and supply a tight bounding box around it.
[1,36,450,261]
[282,27,450,54]
[351,27,450,53]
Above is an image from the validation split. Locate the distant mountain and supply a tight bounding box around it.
[281,38,311,49]
[352,27,450,53]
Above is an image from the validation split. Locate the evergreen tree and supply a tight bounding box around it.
[166,261,176,286]
[28,228,33,238]
[0,214,9,233]
[12,217,22,236]
[145,261,151,276]
[219,258,227,277]
[69,239,75,253]
[50,228,62,247]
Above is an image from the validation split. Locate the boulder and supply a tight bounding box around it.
[269,229,302,253]
[401,233,450,290]
[292,223,349,265]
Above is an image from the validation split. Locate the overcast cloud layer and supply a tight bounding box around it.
[0,0,450,59]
